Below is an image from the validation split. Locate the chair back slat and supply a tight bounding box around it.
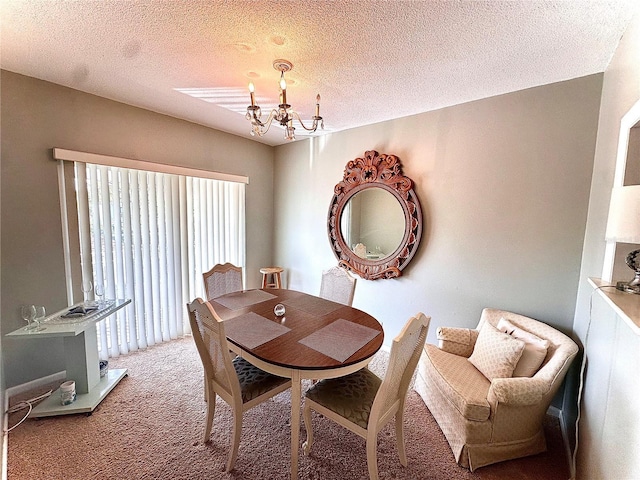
[188,298,240,398]
[203,263,243,300]
[372,313,430,420]
[319,266,357,306]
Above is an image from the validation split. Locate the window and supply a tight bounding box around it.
[55,149,246,359]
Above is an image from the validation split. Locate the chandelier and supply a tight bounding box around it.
[245,59,324,140]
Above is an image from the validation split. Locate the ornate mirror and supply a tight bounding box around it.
[328,150,423,280]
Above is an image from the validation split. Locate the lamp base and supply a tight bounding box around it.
[617,282,640,294]
[616,269,640,294]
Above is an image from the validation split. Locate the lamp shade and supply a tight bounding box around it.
[605,185,640,243]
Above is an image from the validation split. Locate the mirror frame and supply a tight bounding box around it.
[328,150,423,280]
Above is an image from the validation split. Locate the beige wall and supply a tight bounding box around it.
[273,75,602,360]
[0,71,275,387]
[571,13,640,479]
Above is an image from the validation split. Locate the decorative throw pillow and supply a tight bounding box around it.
[497,317,550,377]
[436,327,478,357]
[468,322,525,381]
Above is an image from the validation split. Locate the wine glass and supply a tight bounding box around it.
[32,306,46,331]
[94,283,105,307]
[20,304,36,330]
[81,280,93,304]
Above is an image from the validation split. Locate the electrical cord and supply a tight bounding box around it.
[569,284,617,480]
[3,389,53,434]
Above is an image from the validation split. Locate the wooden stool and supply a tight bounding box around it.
[260,267,284,289]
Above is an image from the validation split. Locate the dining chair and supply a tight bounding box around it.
[202,263,243,300]
[302,312,431,480]
[187,298,292,472]
[319,265,357,306]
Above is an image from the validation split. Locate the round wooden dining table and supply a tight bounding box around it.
[209,288,384,480]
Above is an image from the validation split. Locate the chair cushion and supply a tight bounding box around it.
[497,317,550,377]
[468,322,525,381]
[305,368,382,429]
[233,357,289,403]
[423,344,491,421]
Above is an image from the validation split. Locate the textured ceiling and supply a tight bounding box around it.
[1,1,638,146]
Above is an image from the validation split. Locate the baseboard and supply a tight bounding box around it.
[2,371,66,480]
[5,371,66,400]
[547,405,573,479]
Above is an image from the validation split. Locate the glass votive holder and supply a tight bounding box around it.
[274,303,286,317]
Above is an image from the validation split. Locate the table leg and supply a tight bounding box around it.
[64,323,100,394]
[290,370,301,480]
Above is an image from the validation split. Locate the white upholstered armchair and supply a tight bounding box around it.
[414,308,578,471]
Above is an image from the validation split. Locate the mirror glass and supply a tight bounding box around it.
[340,188,405,260]
[611,120,640,282]
[604,99,640,283]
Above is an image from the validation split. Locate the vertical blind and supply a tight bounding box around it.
[75,162,246,359]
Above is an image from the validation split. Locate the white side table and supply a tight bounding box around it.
[6,299,131,417]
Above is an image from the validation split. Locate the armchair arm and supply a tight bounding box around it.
[436,327,479,357]
[488,377,550,406]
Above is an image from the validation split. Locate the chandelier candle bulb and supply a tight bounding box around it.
[280,75,287,105]
[315,94,320,117]
[249,82,255,107]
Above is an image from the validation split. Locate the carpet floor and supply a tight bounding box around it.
[7,336,570,479]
